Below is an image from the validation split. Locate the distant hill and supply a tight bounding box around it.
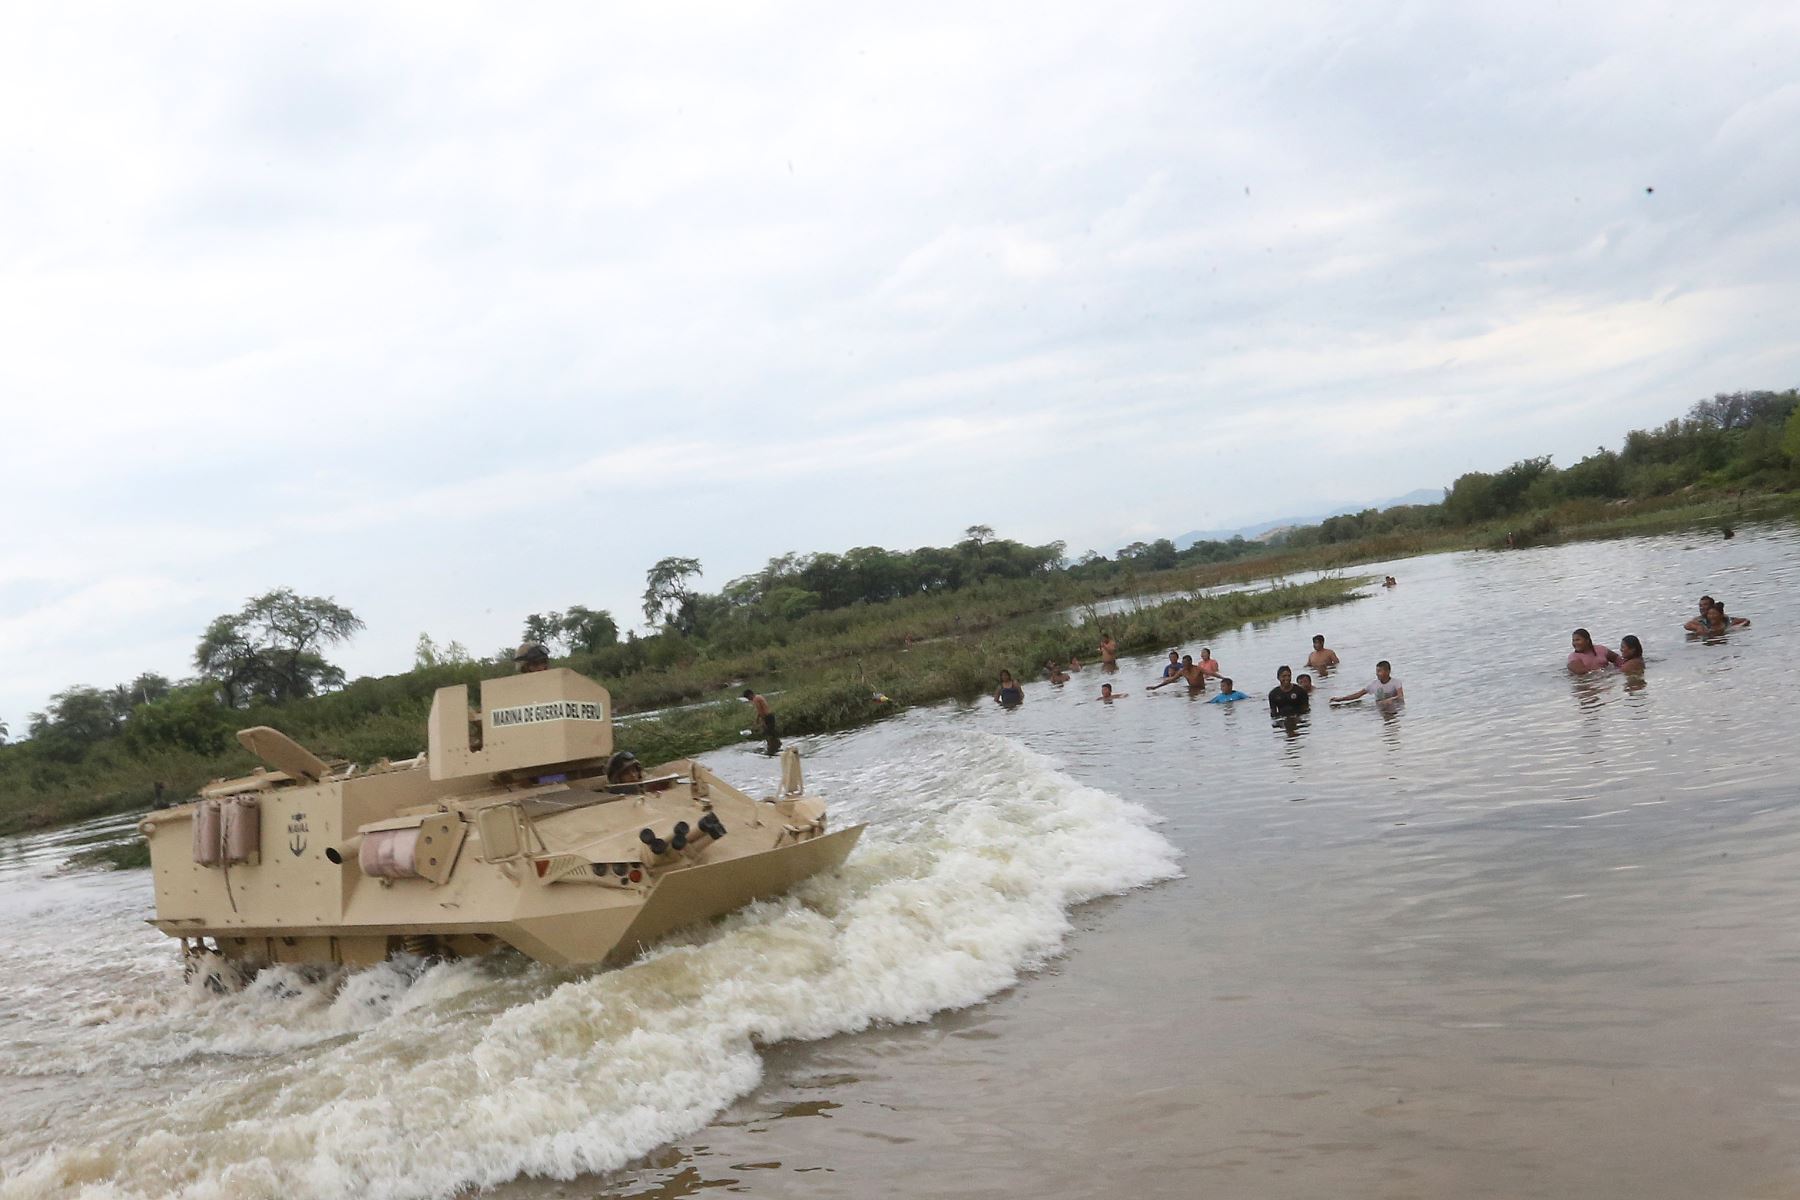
[1173,487,1442,548]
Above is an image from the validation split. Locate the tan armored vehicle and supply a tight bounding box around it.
[140,670,862,983]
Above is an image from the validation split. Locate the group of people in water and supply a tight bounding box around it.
[994,587,1755,716]
[995,631,1405,719]
[1566,592,1753,675]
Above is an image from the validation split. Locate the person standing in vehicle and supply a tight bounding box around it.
[514,642,551,673]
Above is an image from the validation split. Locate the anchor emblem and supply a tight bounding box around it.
[287,811,309,856]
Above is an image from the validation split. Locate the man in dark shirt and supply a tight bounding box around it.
[1268,665,1310,717]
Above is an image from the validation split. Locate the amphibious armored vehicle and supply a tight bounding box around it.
[140,669,862,980]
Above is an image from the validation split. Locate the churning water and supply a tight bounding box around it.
[4,516,1799,1199]
[0,730,1177,1199]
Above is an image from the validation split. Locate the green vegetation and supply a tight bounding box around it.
[6,387,1797,849]
[65,839,151,871]
[1272,389,1798,554]
[2,565,1365,842]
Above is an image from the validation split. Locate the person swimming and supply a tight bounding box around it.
[1331,660,1404,706]
[1296,672,1315,693]
[1683,596,1717,633]
[1304,634,1338,671]
[1566,627,1621,673]
[1677,604,1749,633]
[1209,678,1251,704]
[1149,655,1206,693]
[1618,634,1645,671]
[1068,656,1084,672]
[1099,633,1118,669]
[1044,659,1070,685]
[995,671,1024,707]
[1162,650,1183,678]
[1196,648,1221,678]
[1099,683,1128,701]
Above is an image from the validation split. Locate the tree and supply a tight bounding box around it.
[1491,456,1555,514]
[763,586,821,621]
[0,716,8,745]
[1785,405,1800,471]
[414,633,471,669]
[642,557,703,629]
[559,606,618,652]
[23,686,122,760]
[1443,471,1499,525]
[106,672,172,722]
[124,685,233,755]
[195,588,364,707]
[521,612,563,648]
[45,686,121,743]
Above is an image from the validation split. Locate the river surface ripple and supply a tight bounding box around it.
[2,520,1798,1199]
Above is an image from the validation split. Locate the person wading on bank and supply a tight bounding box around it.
[744,688,781,752]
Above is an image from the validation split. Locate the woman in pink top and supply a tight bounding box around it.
[1196,647,1221,678]
[1567,627,1621,674]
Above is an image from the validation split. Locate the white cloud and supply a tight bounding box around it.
[2,1,1799,721]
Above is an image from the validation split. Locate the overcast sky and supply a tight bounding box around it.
[2,1,1798,723]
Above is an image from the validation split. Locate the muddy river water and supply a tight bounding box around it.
[3,520,1798,1199]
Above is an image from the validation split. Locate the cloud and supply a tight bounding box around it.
[2,1,1799,721]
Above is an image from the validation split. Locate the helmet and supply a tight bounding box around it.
[513,642,550,664]
[606,750,641,782]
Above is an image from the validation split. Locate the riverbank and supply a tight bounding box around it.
[1140,490,1797,596]
[5,574,1368,847]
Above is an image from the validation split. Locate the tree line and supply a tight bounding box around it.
[1280,389,1799,549]
[0,527,1067,762]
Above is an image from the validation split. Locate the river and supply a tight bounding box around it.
[3,519,1797,1199]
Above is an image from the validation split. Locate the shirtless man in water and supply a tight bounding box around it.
[1099,634,1119,667]
[1305,634,1339,672]
[1149,656,1207,693]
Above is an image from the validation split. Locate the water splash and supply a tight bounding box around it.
[0,730,1178,1200]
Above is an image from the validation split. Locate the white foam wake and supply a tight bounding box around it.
[1,730,1179,1200]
